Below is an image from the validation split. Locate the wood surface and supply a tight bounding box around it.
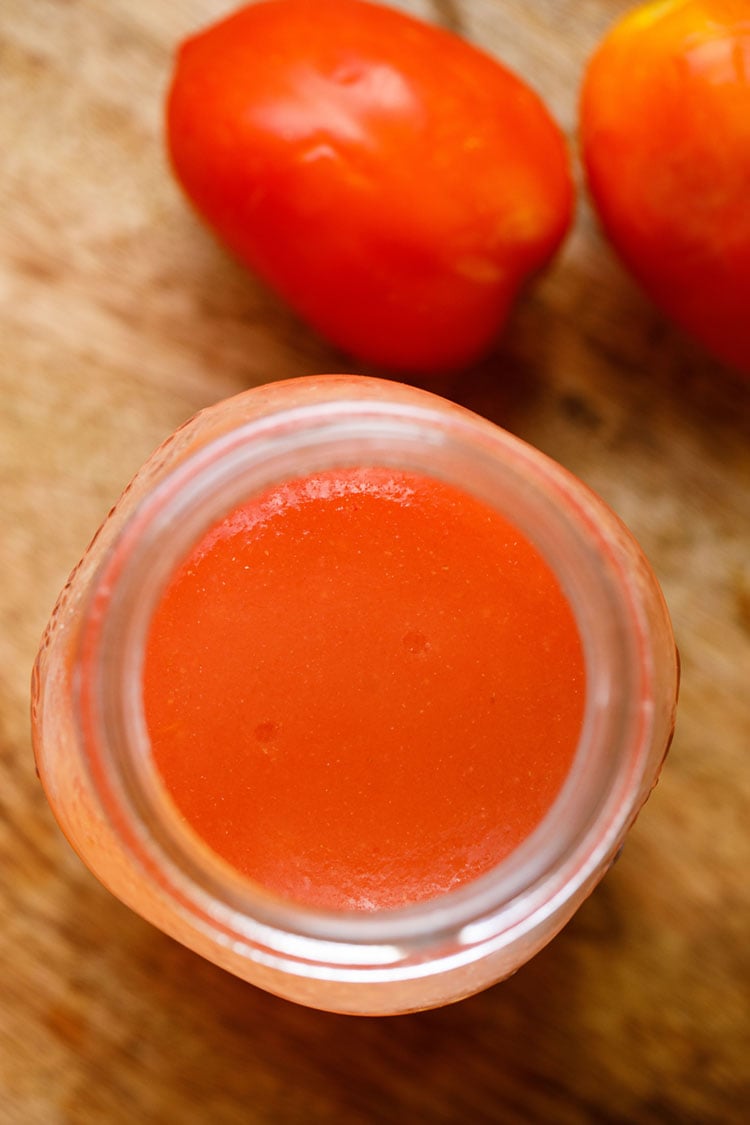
[1,0,749,1121]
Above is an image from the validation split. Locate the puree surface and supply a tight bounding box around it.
[143,468,585,910]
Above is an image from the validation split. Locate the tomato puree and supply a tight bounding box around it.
[143,468,585,911]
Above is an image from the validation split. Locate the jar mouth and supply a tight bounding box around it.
[74,392,651,959]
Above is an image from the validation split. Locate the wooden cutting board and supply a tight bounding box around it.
[1,1,748,1121]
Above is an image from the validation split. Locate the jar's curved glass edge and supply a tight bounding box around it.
[62,380,677,972]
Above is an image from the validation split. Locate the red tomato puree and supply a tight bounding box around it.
[143,468,585,911]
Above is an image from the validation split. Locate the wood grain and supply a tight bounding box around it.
[1,1,749,1121]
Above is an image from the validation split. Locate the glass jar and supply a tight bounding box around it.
[31,375,678,1015]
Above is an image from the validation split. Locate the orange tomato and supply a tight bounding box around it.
[581,0,750,375]
[166,0,573,374]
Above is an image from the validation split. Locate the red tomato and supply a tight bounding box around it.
[166,0,573,374]
[581,0,750,375]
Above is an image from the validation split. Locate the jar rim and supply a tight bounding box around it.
[73,383,653,969]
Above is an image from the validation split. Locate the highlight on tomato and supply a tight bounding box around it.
[166,0,574,374]
[581,0,750,376]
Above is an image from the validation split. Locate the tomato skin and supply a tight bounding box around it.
[581,0,750,375]
[166,0,573,374]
